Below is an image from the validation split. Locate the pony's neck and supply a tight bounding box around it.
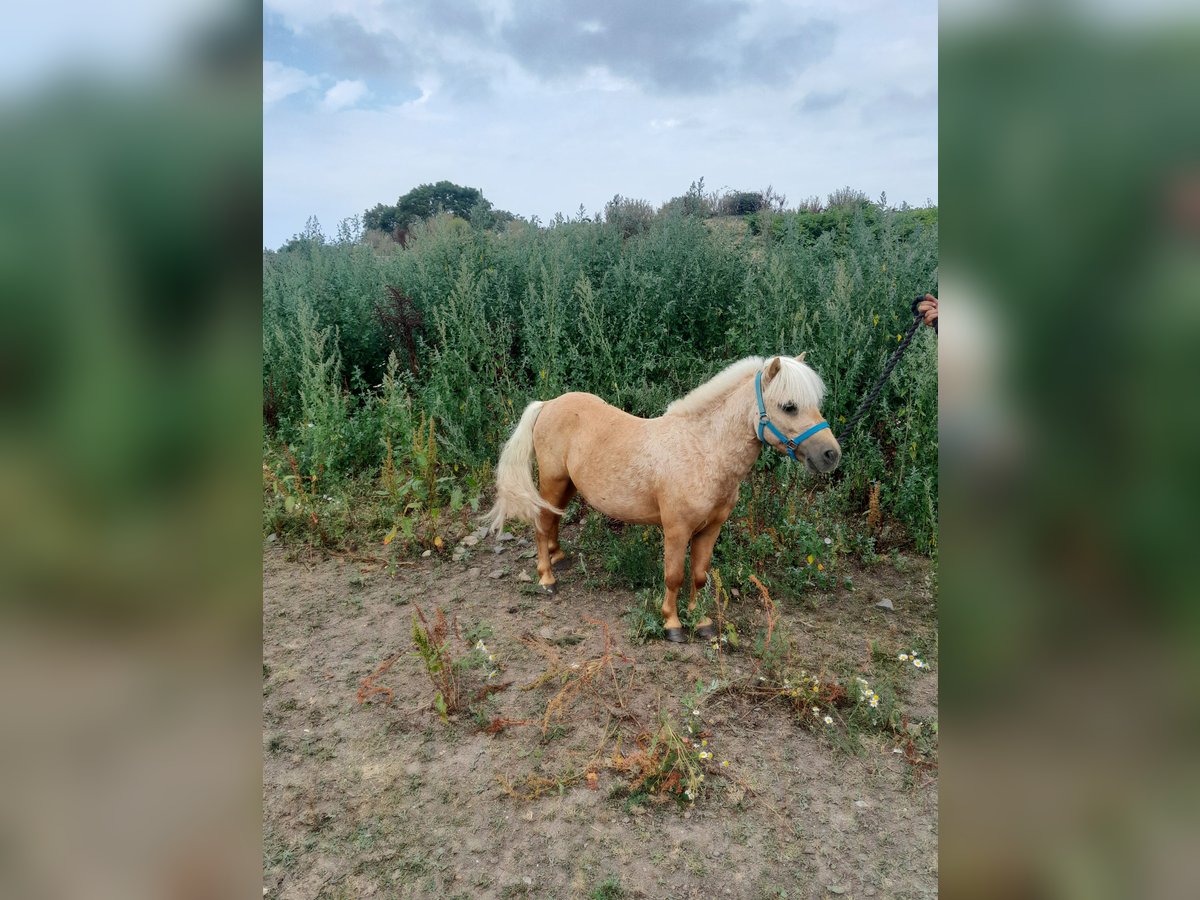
[706,375,764,480]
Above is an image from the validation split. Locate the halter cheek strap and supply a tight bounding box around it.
[755,370,830,461]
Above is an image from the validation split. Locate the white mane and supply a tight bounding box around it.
[665,356,826,417]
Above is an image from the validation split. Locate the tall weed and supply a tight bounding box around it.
[263,196,938,554]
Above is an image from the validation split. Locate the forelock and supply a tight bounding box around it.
[763,357,826,408]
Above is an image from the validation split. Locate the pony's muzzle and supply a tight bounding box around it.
[807,444,841,473]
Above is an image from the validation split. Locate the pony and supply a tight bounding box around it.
[484,355,841,642]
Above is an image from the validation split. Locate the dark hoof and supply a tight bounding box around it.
[694,623,720,641]
[541,583,558,596]
[663,627,688,644]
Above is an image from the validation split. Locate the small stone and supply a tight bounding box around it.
[422,549,432,558]
[472,526,489,540]
[488,569,505,579]
[516,538,530,548]
[828,886,847,895]
[462,535,479,547]
[855,800,868,808]
[267,533,277,543]
[516,571,533,582]
[492,545,506,555]
[730,587,740,598]
[522,876,532,886]
[498,531,516,542]
[875,598,894,610]
[623,817,631,824]
[467,567,481,578]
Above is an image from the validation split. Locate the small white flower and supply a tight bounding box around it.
[913,659,926,669]
[869,694,879,708]
[823,715,833,725]
[693,709,700,716]
[898,653,909,661]
[824,537,832,545]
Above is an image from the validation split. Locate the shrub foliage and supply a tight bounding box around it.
[263,189,937,564]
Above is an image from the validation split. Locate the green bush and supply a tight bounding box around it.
[263,189,938,561]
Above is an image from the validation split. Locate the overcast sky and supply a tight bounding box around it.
[263,0,937,249]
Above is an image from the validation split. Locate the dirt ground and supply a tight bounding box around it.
[263,527,938,900]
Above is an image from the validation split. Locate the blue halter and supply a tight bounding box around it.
[755,370,830,461]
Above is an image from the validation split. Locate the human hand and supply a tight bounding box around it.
[916,293,938,327]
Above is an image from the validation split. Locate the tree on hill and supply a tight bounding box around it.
[362,203,405,235]
[363,181,514,240]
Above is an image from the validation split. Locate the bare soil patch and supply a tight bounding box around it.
[263,529,937,899]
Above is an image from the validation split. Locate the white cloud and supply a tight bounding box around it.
[263,60,319,106]
[320,79,369,112]
[262,1,938,248]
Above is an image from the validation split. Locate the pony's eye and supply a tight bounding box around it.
[780,403,797,415]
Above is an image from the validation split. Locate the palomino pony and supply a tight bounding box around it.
[484,355,841,642]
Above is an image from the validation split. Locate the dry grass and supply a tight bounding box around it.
[519,617,638,734]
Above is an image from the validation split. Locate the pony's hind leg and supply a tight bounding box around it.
[547,481,577,566]
[535,476,574,593]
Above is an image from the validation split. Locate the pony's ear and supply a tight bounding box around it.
[795,352,807,363]
[764,356,782,382]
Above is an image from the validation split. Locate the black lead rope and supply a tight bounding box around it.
[777,294,932,507]
[835,295,930,444]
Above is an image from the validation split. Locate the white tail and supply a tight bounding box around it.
[484,400,562,534]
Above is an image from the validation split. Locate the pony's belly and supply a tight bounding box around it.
[575,484,661,526]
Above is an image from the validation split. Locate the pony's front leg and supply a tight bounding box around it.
[687,519,724,642]
[661,523,690,643]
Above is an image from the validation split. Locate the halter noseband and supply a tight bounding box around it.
[755,370,830,461]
